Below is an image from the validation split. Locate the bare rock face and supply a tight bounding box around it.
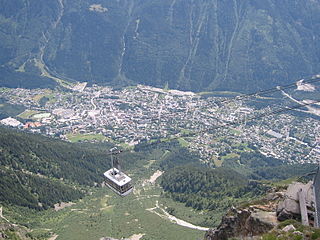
[276,181,314,221]
[282,224,296,232]
[276,198,300,221]
[205,207,276,240]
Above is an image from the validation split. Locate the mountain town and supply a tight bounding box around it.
[1,81,319,164]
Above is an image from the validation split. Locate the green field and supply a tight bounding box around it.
[177,137,189,147]
[17,109,41,119]
[213,157,223,167]
[32,90,56,105]
[5,170,207,240]
[197,91,241,97]
[66,133,108,143]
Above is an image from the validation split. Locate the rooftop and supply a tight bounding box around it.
[104,168,132,187]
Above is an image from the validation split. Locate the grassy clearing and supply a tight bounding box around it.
[32,90,56,104]
[2,146,214,240]
[17,110,41,119]
[66,133,108,143]
[213,158,223,167]
[3,158,209,239]
[18,182,205,240]
[0,88,10,92]
[32,113,51,119]
[158,196,214,227]
[222,153,240,160]
[177,137,189,147]
[198,91,241,97]
[34,59,75,89]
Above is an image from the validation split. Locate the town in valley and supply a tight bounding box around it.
[0,79,319,165]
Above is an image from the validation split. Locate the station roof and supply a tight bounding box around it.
[104,168,132,187]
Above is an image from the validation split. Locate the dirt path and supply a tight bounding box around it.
[48,234,59,240]
[146,201,209,231]
[54,202,75,211]
[128,233,145,240]
[149,170,163,183]
[0,207,10,223]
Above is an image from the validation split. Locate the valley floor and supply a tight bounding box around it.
[4,169,209,240]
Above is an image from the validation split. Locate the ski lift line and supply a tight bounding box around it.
[216,77,320,105]
[118,99,320,153]
[214,76,320,105]
[177,99,320,140]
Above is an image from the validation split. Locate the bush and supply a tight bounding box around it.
[311,229,320,240]
[277,219,299,229]
[261,232,278,240]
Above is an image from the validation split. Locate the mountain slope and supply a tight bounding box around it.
[0,0,320,91]
[0,126,111,209]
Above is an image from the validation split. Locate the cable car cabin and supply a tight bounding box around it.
[104,168,133,196]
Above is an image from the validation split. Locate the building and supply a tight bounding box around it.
[0,117,22,127]
[266,130,283,139]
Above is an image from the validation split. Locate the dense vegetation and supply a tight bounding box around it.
[221,151,317,180]
[1,0,320,91]
[0,126,115,210]
[0,127,199,211]
[161,166,269,211]
[0,125,317,232]
[0,66,57,89]
[160,150,317,214]
[0,98,25,120]
[0,168,83,209]
[135,139,201,169]
[0,127,111,185]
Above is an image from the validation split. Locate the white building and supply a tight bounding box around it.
[0,117,22,127]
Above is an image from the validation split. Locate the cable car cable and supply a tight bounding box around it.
[121,99,320,152]
[214,76,320,105]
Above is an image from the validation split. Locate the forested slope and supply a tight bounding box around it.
[1,0,320,91]
[0,127,111,209]
[160,151,317,214]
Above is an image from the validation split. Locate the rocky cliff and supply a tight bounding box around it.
[1,0,320,91]
[204,203,278,240]
[205,181,319,240]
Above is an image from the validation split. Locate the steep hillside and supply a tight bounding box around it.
[0,126,114,209]
[0,127,111,185]
[0,0,320,91]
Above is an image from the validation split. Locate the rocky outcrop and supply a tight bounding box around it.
[276,182,315,222]
[205,181,319,240]
[0,223,32,240]
[205,207,277,240]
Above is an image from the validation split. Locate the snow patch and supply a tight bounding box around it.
[296,79,315,92]
[89,4,108,13]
